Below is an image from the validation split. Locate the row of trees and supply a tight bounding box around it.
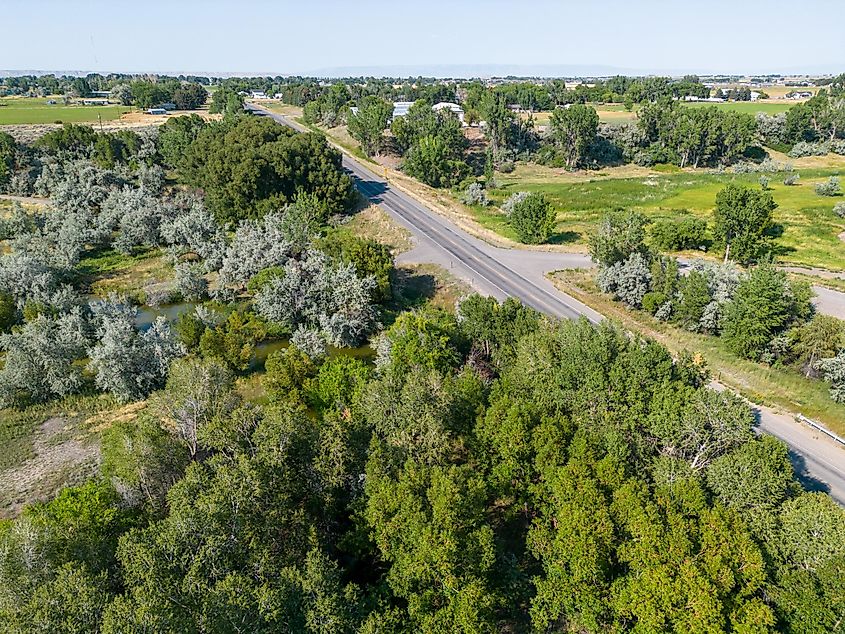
[1,297,843,631]
[591,205,845,400]
[757,90,845,148]
[0,72,213,97]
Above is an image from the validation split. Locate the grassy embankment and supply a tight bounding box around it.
[551,268,845,437]
[0,96,131,125]
[484,156,845,270]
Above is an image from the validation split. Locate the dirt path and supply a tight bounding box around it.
[0,416,100,518]
[0,193,50,206]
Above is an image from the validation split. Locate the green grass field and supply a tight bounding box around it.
[683,101,794,115]
[485,163,845,269]
[0,97,131,124]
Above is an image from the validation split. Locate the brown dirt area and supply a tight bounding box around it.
[0,401,146,518]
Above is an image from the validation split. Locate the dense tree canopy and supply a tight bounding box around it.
[181,116,355,224]
[2,304,842,632]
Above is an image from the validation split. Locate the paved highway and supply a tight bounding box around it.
[248,103,602,322]
[247,103,845,504]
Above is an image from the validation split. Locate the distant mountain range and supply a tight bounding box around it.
[1,63,843,80]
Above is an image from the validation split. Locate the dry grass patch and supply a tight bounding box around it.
[343,203,414,254]
[395,262,471,311]
[0,394,122,518]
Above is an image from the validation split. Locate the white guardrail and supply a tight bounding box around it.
[795,414,845,447]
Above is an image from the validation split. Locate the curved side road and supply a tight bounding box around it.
[247,103,845,505]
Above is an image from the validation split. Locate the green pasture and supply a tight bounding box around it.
[0,97,131,125]
[486,165,845,269]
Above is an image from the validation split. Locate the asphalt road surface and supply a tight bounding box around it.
[247,103,845,505]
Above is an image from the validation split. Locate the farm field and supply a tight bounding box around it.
[0,96,131,124]
[483,158,845,269]
[528,99,796,126]
[684,100,795,115]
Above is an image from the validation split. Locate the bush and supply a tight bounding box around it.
[460,182,490,206]
[649,216,707,251]
[642,291,668,315]
[783,173,800,186]
[835,202,845,218]
[789,141,829,158]
[831,139,845,156]
[589,210,649,267]
[815,176,841,197]
[759,175,770,191]
[497,160,515,173]
[509,192,556,244]
[501,191,529,216]
[596,252,652,308]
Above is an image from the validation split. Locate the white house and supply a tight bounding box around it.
[391,101,414,119]
[250,90,268,99]
[432,101,466,126]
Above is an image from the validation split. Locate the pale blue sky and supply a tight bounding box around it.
[3,0,844,76]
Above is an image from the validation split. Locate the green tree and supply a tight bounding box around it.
[199,309,267,372]
[182,116,354,224]
[509,191,556,244]
[713,184,777,264]
[101,415,190,510]
[208,86,244,116]
[157,114,207,168]
[721,264,811,360]
[787,314,845,377]
[589,210,649,266]
[706,435,795,513]
[0,131,16,189]
[402,134,468,188]
[172,83,208,110]
[364,458,499,632]
[129,80,171,109]
[674,269,712,331]
[548,104,599,168]
[319,232,394,302]
[347,96,393,156]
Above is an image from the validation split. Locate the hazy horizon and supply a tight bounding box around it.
[3,0,843,78]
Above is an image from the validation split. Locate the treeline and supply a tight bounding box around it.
[0,72,213,96]
[1,300,844,631]
[757,87,845,151]
[591,198,845,403]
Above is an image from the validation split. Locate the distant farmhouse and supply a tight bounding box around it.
[391,100,467,126]
[250,90,268,99]
[391,101,413,119]
[786,91,814,100]
[432,101,465,125]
